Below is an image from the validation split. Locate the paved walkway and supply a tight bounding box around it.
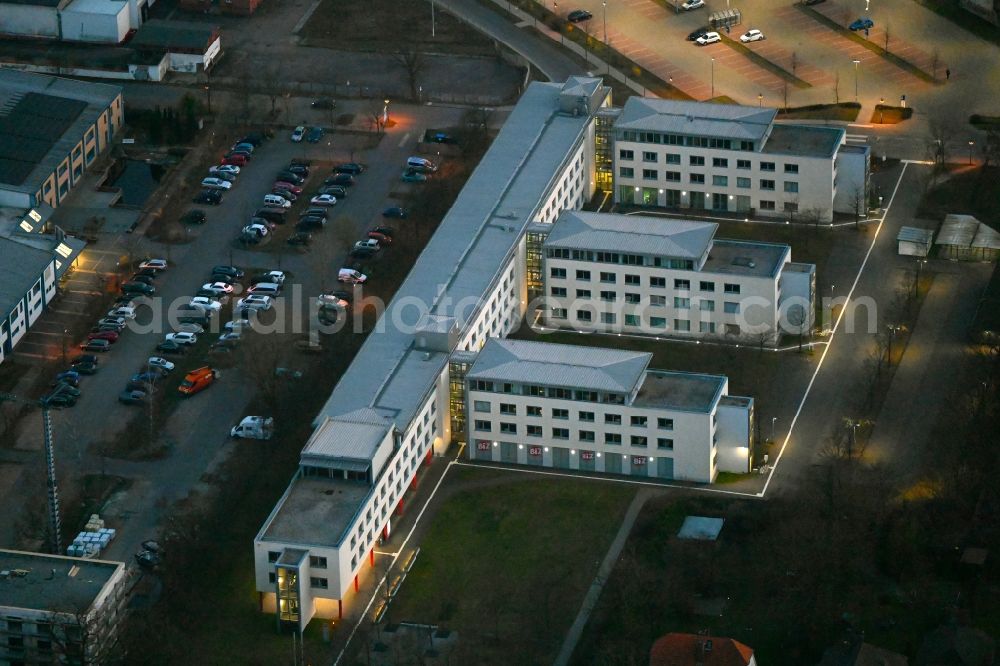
[553,486,653,666]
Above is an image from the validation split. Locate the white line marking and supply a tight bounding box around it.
[760,162,910,497]
[397,132,411,149]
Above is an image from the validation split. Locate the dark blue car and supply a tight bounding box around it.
[849,17,873,31]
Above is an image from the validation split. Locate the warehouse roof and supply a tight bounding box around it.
[761,124,844,158]
[936,214,1000,250]
[63,0,127,15]
[0,0,65,6]
[897,226,935,245]
[0,549,123,614]
[545,211,717,260]
[300,411,392,467]
[0,237,53,318]
[259,477,371,549]
[131,19,220,51]
[468,338,651,394]
[633,370,725,412]
[616,97,777,142]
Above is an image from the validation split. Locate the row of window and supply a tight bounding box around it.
[549,269,741,294]
[618,130,755,152]
[474,404,674,429]
[546,251,694,270]
[547,291,741,313]
[552,311,722,332]
[619,167,798,193]
[619,150,799,174]
[474,422,676,449]
[470,380,627,404]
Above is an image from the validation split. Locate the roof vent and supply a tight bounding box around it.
[732,256,756,269]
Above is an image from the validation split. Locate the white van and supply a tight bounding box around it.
[248,282,281,296]
[263,194,292,208]
[338,268,367,284]
[406,156,437,172]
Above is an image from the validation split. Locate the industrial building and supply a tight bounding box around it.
[0,549,128,664]
[0,70,123,209]
[611,97,870,223]
[0,0,156,43]
[465,338,753,482]
[537,211,815,343]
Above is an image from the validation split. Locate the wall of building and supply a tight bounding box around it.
[778,265,815,333]
[0,5,61,39]
[832,147,870,215]
[61,4,131,43]
[714,401,753,473]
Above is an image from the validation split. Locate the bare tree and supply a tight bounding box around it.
[262,66,282,118]
[834,70,840,104]
[930,48,940,79]
[851,184,865,227]
[238,332,287,405]
[883,23,890,53]
[393,51,426,101]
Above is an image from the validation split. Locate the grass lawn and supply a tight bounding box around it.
[778,102,861,122]
[917,165,1000,230]
[386,467,636,664]
[300,0,496,55]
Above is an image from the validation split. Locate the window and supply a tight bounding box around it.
[625,293,641,304]
[576,270,591,281]
[605,413,622,425]
[674,319,691,331]
[712,175,728,186]
[600,272,616,283]
[579,430,595,442]
[737,177,751,189]
[642,169,658,180]
[579,411,595,421]
[310,555,328,568]
[619,167,634,178]
[500,422,517,434]
[527,405,542,417]
[600,290,617,302]
[647,295,665,307]
[631,435,648,447]
[577,310,593,322]
[650,277,666,288]
[600,312,617,324]
[784,163,799,174]
[713,157,729,168]
[784,181,799,193]
[665,171,681,182]
[631,415,647,427]
[552,408,569,419]
[666,153,681,164]
[474,420,491,432]
[619,149,634,160]
[552,428,569,439]
[577,289,591,298]
[700,300,715,311]
[700,321,717,333]
[650,317,667,328]
[696,281,714,292]
[550,267,566,278]
[724,283,741,294]
[784,201,799,213]
[760,179,775,191]
[737,159,751,170]
[761,161,775,172]
[724,302,740,314]
[605,433,622,445]
[527,425,543,437]
[268,551,280,563]
[674,278,690,290]
[657,418,674,430]
[311,577,329,589]
[551,308,567,319]
[500,403,516,415]
[642,151,658,162]
[657,438,674,449]
[690,173,705,184]
[550,286,567,297]
[689,155,705,166]
[674,297,690,308]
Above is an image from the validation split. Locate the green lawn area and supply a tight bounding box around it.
[386,467,636,664]
[917,165,1000,230]
[778,102,861,122]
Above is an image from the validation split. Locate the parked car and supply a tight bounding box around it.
[237,295,273,311]
[287,232,312,246]
[319,185,347,198]
[201,177,232,190]
[210,164,240,175]
[121,282,155,296]
[328,173,355,186]
[382,206,408,219]
[131,371,162,386]
[54,370,80,386]
[310,194,338,206]
[71,354,99,367]
[687,27,710,41]
[276,170,305,185]
[338,268,367,284]
[299,207,328,220]
[271,189,298,202]
[334,163,365,175]
[201,281,234,295]
[231,141,255,154]
[401,171,427,183]
[175,323,205,335]
[273,181,303,194]
[849,17,873,30]
[263,194,292,208]
[211,170,237,183]
[370,225,395,238]
[306,127,324,143]
[803,0,826,4]
[368,231,393,245]
[291,126,306,142]
[740,28,765,42]
[567,9,593,22]
[138,259,168,271]
[73,361,98,375]
[119,389,148,405]
[213,265,244,279]
[155,340,186,355]
[80,339,111,352]
[148,357,175,372]
[242,224,270,241]
[311,98,335,109]
[129,274,155,286]
[681,0,704,9]
[297,216,326,231]
[42,392,77,408]
[254,208,286,224]
[251,271,286,285]
[317,293,349,309]
[285,164,309,177]
[97,317,126,329]
[193,190,222,205]
[108,305,136,318]
[695,31,722,45]
[220,154,247,167]
[165,332,198,345]
[88,330,119,343]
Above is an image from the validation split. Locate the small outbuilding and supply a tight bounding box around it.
[897,226,934,257]
[935,214,1000,261]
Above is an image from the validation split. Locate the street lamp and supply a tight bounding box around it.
[770,417,777,442]
[968,139,975,165]
[602,0,607,43]
[886,324,902,365]
[430,0,436,37]
[879,97,884,123]
[711,57,715,99]
[914,258,926,296]
[383,99,390,131]
[852,59,861,102]
[758,93,763,107]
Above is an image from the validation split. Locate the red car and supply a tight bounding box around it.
[221,154,247,167]
[367,231,393,245]
[273,181,303,194]
[87,330,120,343]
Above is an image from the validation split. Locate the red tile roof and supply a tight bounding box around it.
[650,633,755,666]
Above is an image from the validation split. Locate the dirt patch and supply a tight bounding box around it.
[871,105,913,125]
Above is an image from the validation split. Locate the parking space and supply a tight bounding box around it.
[699,41,787,95]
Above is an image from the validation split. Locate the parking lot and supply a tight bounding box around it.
[0,100,472,562]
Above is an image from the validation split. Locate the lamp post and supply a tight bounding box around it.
[383,99,390,132]
[879,97,884,123]
[770,417,777,442]
[758,93,763,107]
[602,1,607,43]
[711,57,715,99]
[886,324,902,365]
[914,259,926,296]
[968,139,975,165]
[852,59,861,102]
[431,0,436,37]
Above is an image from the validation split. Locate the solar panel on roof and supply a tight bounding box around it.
[0,91,87,186]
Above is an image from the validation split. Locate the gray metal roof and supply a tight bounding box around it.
[703,239,789,278]
[897,226,935,244]
[0,70,121,192]
[130,19,220,52]
[935,214,1000,249]
[0,549,123,614]
[632,370,726,412]
[300,412,392,464]
[0,236,53,318]
[314,79,602,434]
[545,211,717,260]
[616,97,777,142]
[760,124,844,158]
[467,338,651,394]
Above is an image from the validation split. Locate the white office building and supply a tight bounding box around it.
[612,97,870,223]
[253,77,609,629]
[466,338,753,482]
[538,211,815,342]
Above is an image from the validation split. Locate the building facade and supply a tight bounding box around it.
[465,339,753,483]
[612,97,869,223]
[538,211,815,343]
[0,70,123,210]
[0,0,157,43]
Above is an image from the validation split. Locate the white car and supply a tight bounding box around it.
[310,194,338,207]
[107,306,136,319]
[210,164,240,175]
[237,295,273,311]
[224,320,248,333]
[201,282,234,295]
[165,332,198,345]
[257,270,286,285]
[696,31,721,45]
[317,294,349,309]
[201,178,232,191]
[681,0,704,9]
[291,126,306,142]
[740,29,765,42]
[242,224,269,238]
[176,323,204,334]
[189,297,222,312]
[138,259,168,271]
[147,357,175,372]
[219,331,242,343]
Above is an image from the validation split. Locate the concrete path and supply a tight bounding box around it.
[553,487,653,666]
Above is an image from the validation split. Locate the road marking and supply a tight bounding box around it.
[760,162,910,497]
[397,132,411,149]
[374,550,398,556]
[292,0,323,34]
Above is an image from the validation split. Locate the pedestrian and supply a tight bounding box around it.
[946,68,951,80]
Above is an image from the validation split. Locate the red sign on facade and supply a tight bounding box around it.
[477,441,491,451]
[528,446,543,456]
[581,451,595,461]
[631,456,647,466]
